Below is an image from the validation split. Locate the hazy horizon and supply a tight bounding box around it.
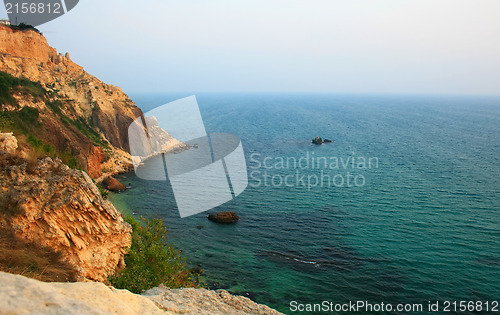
[2,0,500,95]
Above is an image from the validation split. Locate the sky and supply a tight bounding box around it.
[2,0,500,95]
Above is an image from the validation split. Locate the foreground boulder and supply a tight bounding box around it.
[144,285,283,314]
[208,211,239,224]
[0,272,284,314]
[0,272,163,315]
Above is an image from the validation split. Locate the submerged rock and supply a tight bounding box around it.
[207,211,239,224]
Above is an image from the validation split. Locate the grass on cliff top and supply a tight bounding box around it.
[7,23,41,34]
[109,216,201,293]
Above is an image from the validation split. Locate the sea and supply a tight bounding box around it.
[109,93,500,314]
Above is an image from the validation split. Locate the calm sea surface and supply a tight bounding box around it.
[110,94,500,314]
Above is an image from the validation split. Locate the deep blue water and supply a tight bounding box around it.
[110,94,500,314]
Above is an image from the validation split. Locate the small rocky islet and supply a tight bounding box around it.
[312,136,333,144]
[207,211,240,224]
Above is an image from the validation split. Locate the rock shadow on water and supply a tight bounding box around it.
[474,255,500,267]
[256,247,363,273]
[254,206,409,299]
[254,206,373,271]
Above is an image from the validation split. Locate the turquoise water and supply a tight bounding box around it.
[110,94,500,313]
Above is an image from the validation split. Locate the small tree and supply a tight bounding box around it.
[109,216,197,293]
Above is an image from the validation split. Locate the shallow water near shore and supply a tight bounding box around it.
[109,93,500,314]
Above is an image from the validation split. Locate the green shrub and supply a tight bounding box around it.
[69,117,109,149]
[45,100,63,116]
[99,187,109,199]
[26,135,80,169]
[109,216,198,293]
[92,179,109,199]
[0,73,17,106]
[18,107,40,126]
[0,107,40,134]
[70,157,78,168]
[0,112,15,132]
[27,135,43,150]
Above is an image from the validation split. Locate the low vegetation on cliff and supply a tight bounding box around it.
[109,216,200,293]
[0,71,45,106]
[0,70,98,169]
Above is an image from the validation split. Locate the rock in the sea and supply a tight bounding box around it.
[103,176,127,192]
[208,211,239,224]
[312,136,323,144]
[312,136,333,144]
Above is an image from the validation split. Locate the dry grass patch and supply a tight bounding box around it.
[0,226,78,282]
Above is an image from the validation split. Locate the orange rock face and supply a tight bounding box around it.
[0,151,131,282]
[0,25,56,63]
[0,25,143,182]
[88,146,105,179]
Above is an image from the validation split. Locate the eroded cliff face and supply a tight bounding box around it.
[0,24,142,181]
[0,134,131,281]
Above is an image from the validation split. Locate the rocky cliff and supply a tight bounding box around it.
[0,272,284,315]
[0,24,185,182]
[0,133,131,281]
[0,25,284,315]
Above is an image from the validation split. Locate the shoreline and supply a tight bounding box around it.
[107,183,279,310]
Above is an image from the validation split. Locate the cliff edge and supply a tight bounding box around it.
[0,133,131,281]
[0,24,185,182]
